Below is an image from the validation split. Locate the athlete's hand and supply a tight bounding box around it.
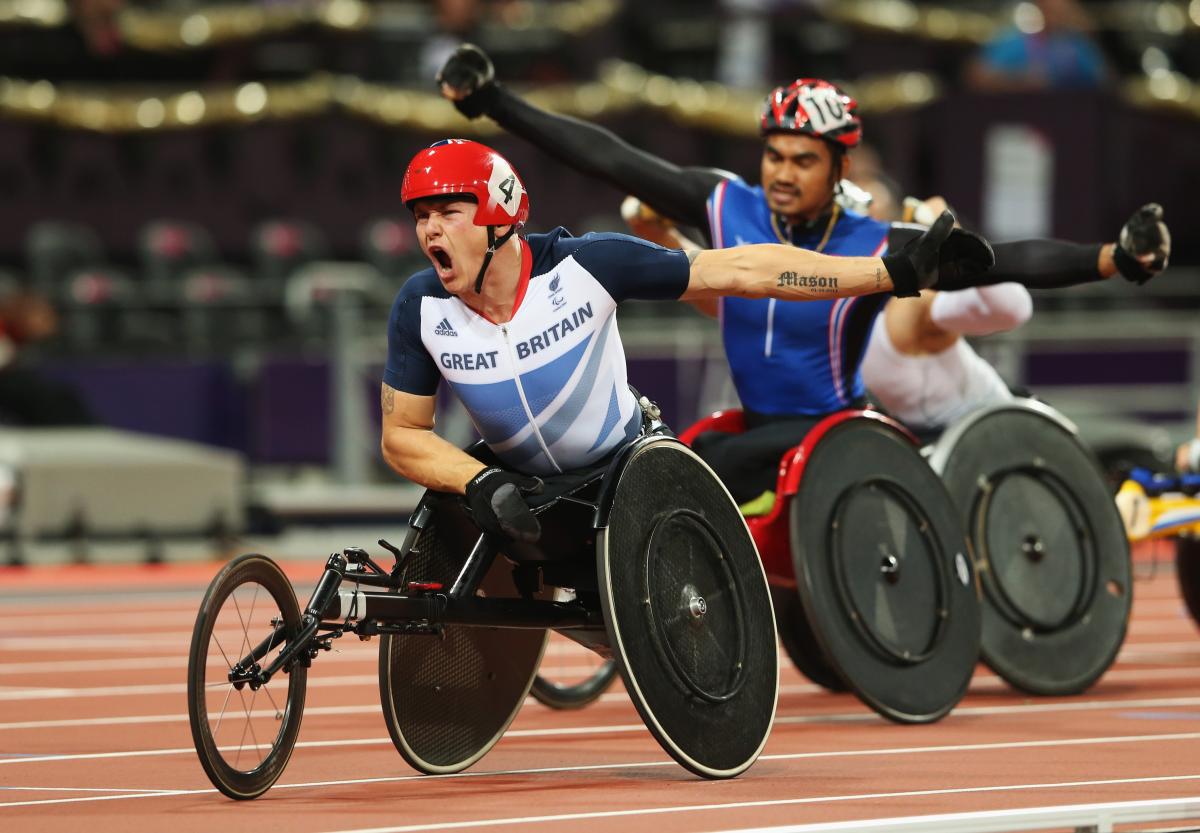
[1114,203,1170,285]
[882,212,994,297]
[465,467,543,543]
[902,195,953,227]
[437,43,498,119]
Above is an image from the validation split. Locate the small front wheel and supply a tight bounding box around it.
[187,554,308,799]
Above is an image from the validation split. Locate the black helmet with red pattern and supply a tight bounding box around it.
[760,79,862,149]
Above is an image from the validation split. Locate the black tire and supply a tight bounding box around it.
[1177,538,1200,629]
[530,659,618,710]
[770,586,847,693]
[600,439,778,778]
[187,554,307,800]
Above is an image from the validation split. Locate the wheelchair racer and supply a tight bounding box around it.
[437,44,1172,504]
[380,139,993,543]
[627,194,1171,450]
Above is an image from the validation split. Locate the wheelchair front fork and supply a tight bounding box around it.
[229,552,350,690]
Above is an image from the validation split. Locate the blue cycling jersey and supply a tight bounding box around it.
[384,228,690,475]
[706,177,892,416]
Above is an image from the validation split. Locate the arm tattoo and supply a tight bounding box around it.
[875,267,884,290]
[381,385,395,415]
[777,271,839,295]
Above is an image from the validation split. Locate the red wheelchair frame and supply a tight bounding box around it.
[678,407,919,587]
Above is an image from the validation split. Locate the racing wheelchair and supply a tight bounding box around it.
[926,399,1133,696]
[186,433,779,799]
[680,408,982,725]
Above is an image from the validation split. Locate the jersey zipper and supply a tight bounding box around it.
[764,299,776,357]
[500,324,562,474]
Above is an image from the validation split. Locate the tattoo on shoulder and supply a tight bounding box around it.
[381,384,395,415]
[777,271,839,294]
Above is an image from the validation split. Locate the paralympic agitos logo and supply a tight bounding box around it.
[548,274,566,309]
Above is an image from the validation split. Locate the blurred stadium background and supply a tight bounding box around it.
[0,0,1196,564]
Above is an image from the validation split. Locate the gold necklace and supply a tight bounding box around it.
[770,202,841,253]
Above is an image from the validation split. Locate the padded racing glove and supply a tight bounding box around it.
[1114,203,1171,285]
[882,211,995,297]
[465,467,544,543]
[437,43,499,119]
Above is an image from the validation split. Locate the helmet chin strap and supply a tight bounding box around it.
[473,225,518,294]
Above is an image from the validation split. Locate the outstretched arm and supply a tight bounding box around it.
[685,211,984,300]
[893,203,1171,291]
[438,45,722,230]
[685,245,889,301]
[929,283,1033,336]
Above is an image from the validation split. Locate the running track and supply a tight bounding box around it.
[1,546,1198,833]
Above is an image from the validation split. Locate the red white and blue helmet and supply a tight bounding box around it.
[760,79,862,149]
[401,139,530,227]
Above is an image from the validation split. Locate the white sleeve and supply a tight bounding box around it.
[929,283,1033,336]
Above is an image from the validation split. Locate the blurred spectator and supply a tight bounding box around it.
[966,0,1109,91]
[0,291,95,426]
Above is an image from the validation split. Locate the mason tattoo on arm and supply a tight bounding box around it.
[381,384,395,415]
[776,271,840,294]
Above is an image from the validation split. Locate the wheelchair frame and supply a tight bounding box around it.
[188,434,778,799]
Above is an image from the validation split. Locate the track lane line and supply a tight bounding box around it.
[3,773,1199,820]
[310,775,1200,833]
[4,692,1200,734]
[3,728,1200,769]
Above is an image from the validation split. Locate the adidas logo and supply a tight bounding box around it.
[433,318,457,337]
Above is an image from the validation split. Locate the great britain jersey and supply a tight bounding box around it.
[384,228,690,476]
[706,177,892,416]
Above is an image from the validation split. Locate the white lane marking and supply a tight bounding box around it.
[0,673,380,701]
[4,648,1200,701]
[313,775,1200,833]
[4,726,1200,769]
[3,772,1198,821]
[0,649,370,676]
[0,786,176,794]
[705,796,1200,833]
[5,690,1200,734]
[0,704,383,731]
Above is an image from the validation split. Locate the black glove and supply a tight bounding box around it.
[437,43,499,119]
[464,467,543,543]
[883,212,996,296]
[1114,203,1170,285]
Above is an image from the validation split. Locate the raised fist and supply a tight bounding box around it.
[436,43,497,119]
[1115,203,1170,285]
